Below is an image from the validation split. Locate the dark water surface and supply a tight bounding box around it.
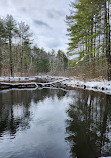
[0,88,111,158]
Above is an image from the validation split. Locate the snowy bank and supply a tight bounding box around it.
[100,157,111,158]
[0,76,111,95]
[62,78,111,95]
[0,77,36,82]
[35,75,111,95]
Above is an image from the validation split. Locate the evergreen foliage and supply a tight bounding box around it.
[66,0,111,80]
[0,15,68,76]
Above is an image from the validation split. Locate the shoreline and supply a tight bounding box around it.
[35,75,111,95]
[0,76,111,95]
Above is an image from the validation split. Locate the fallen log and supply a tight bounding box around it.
[37,78,68,88]
[0,82,37,90]
[0,83,11,89]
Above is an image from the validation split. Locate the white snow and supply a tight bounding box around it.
[100,157,111,158]
[35,75,111,95]
[0,76,111,95]
[63,78,111,95]
[0,77,36,82]
[0,82,37,86]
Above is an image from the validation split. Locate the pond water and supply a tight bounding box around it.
[0,88,111,158]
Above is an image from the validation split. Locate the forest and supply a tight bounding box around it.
[0,0,111,81]
[66,0,111,80]
[0,15,68,77]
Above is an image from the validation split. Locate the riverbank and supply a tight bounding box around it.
[35,75,111,95]
[0,76,111,95]
[0,77,36,82]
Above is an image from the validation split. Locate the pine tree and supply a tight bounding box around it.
[5,15,17,77]
[66,0,111,80]
[0,18,7,76]
[18,22,32,76]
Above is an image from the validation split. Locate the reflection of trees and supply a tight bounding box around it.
[0,88,67,138]
[0,90,32,137]
[32,88,67,103]
[65,90,111,158]
[56,90,67,100]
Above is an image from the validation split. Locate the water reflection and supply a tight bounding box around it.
[0,88,67,138]
[65,89,111,158]
[0,88,111,158]
[0,88,69,158]
[0,90,32,138]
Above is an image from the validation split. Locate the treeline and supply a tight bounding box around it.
[66,0,111,80]
[0,15,68,77]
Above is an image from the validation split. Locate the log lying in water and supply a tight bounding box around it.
[36,79,87,90]
[0,83,11,89]
[37,80,64,88]
[0,82,37,90]
[37,79,68,89]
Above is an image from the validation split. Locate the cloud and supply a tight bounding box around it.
[49,42,61,49]
[33,20,52,29]
[21,8,27,13]
[47,9,64,19]
[0,0,70,52]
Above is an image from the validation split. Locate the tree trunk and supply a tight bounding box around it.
[0,39,2,76]
[105,0,110,80]
[20,45,23,77]
[9,30,13,77]
[91,17,93,60]
[107,0,111,80]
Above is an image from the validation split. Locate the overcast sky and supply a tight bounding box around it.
[0,0,70,52]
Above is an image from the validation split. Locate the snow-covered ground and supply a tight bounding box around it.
[0,76,111,95]
[100,157,111,158]
[0,77,36,82]
[35,75,111,95]
[63,78,111,95]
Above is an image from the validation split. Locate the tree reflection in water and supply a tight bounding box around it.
[0,88,67,139]
[0,90,32,138]
[65,90,111,158]
[1,87,111,158]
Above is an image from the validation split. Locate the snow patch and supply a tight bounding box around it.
[0,77,36,82]
[35,75,111,95]
[0,76,111,95]
[100,157,111,158]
